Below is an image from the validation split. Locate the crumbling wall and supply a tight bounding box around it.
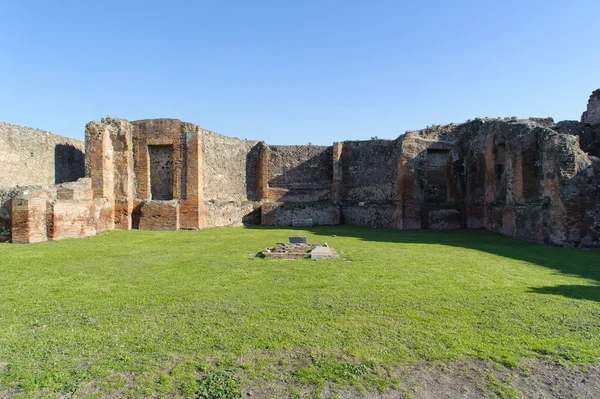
[11,179,113,244]
[202,130,261,226]
[6,88,600,248]
[0,186,37,240]
[398,124,464,229]
[266,145,332,202]
[394,117,600,247]
[555,120,600,158]
[337,139,401,228]
[339,140,399,202]
[261,202,339,226]
[0,122,84,188]
[581,89,600,125]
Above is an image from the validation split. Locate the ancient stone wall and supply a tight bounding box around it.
[582,89,600,125]
[555,120,600,157]
[266,145,332,202]
[0,186,35,239]
[261,202,339,226]
[202,130,261,226]
[393,118,600,247]
[5,88,600,247]
[335,139,401,228]
[10,179,113,244]
[0,122,84,188]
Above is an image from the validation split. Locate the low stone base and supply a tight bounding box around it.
[139,200,180,230]
[428,209,461,230]
[261,202,339,226]
[261,242,339,260]
[311,246,340,260]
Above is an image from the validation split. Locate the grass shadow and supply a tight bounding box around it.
[245,225,600,302]
[529,285,600,303]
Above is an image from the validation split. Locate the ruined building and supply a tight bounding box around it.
[2,90,600,247]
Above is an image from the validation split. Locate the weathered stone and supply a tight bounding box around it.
[289,236,307,244]
[3,89,600,248]
[262,242,318,259]
[139,200,180,231]
[311,246,340,260]
[261,202,337,227]
[582,89,600,125]
[0,122,84,189]
[292,219,313,227]
[11,189,51,244]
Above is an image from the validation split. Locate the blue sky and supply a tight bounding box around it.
[1,0,598,144]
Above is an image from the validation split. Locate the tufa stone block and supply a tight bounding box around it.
[289,235,307,244]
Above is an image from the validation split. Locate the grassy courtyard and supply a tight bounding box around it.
[0,226,599,398]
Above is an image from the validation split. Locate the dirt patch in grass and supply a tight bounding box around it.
[243,359,600,399]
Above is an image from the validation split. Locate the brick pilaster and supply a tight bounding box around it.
[332,142,343,203]
[258,142,269,201]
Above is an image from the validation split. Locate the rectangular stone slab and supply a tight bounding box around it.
[292,218,313,227]
[289,235,307,244]
[311,246,340,260]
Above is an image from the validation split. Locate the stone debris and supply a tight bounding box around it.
[261,242,339,260]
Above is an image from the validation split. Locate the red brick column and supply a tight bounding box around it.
[180,128,207,229]
[332,142,343,203]
[133,124,151,200]
[85,123,114,201]
[258,142,269,201]
[11,191,50,244]
[110,122,134,229]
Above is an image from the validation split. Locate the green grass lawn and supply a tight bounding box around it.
[0,226,599,398]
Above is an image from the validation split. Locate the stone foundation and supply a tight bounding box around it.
[139,201,180,231]
[10,179,113,244]
[261,202,340,227]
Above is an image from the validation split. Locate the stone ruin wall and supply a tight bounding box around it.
[0,123,85,239]
[2,89,600,248]
[260,144,338,226]
[582,89,600,125]
[336,139,402,228]
[201,130,261,227]
[0,122,84,188]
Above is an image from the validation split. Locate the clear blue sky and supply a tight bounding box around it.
[1,0,598,145]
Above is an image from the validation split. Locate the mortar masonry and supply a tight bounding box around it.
[2,91,600,248]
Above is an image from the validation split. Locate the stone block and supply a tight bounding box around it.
[139,200,180,230]
[340,203,397,229]
[292,219,313,227]
[56,179,93,201]
[94,198,115,232]
[11,190,50,244]
[311,246,339,260]
[47,199,96,240]
[466,205,484,229]
[261,202,339,226]
[289,236,307,244]
[428,209,461,230]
